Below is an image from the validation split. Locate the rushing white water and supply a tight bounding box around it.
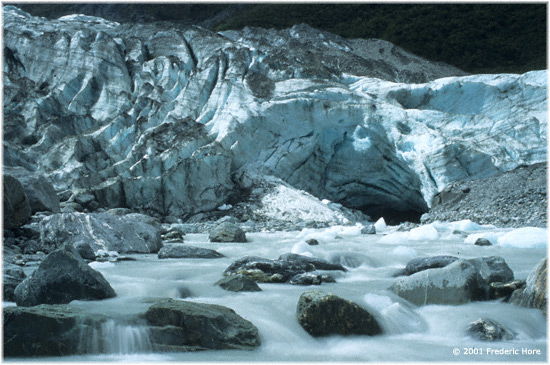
[8,223,547,362]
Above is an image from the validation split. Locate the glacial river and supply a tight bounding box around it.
[6,222,547,362]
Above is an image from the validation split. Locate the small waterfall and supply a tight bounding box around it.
[79,319,153,354]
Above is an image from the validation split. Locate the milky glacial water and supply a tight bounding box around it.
[6,226,547,362]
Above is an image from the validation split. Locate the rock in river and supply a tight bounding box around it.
[208,222,247,243]
[158,245,224,259]
[511,258,547,317]
[223,256,315,283]
[14,247,116,306]
[145,298,261,351]
[215,274,262,292]
[296,290,382,337]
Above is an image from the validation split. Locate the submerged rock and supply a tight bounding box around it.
[511,258,547,317]
[389,256,514,306]
[145,298,261,351]
[3,304,107,357]
[296,290,382,337]
[14,247,116,306]
[223,255,315,283]
[39,212,163,254]
[215,274,262,292]
[208,222,247,243]
[398,255,458,276]
[158,245,224,259]
[289,272,335,285]
[466,318,516,341]
[278,253,347,272]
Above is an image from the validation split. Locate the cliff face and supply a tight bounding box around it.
[3,6,546,222]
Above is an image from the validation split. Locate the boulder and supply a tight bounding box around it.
[215,274,262,292]
[296,290,382,337]
[474,238,492,246]
[3,263,26,302]
[39,212,163,254]
[466,318,516,341]
[14,247,116,306]
[306,239,319,246]
[158,245,224,259]
[398,255,459,276]
[223,256,315,283]
[3,304,107,357]
[278,253,347,272]
[73,240,97,261]
[511,258,547,316]
[208,222,247,243]
[3,174,31,229]
[389,256,513,306]
[3,167,60,214]
[145,299,260,351]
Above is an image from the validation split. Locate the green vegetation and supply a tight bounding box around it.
[12,3,546,74]
[214,3,547,74]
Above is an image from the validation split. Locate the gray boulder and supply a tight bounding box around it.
[145,298,261,351]
[279,253,347,272]
[305,239,319,246]
[361,223,376,234]
[296,290,382,337]
[466,318,516,341]
[14,247,116,306]
[208,222,247,243]
[223,256,315,283]
[4,167,60,214]
[215,274,262,292]
[39,212,163,254]
[289,272,337,285]
[3,304,107,357]
[511,258,547,317]
[3,263,26,302]
[3,174,31,229]
[158,245,224,259]
[389,256,513,306]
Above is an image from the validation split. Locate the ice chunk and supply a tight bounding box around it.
[497,227,547,248]
[374,217,387,231]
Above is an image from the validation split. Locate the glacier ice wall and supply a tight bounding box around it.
[3,6,546,221]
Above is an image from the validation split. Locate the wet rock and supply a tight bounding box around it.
[474,238,492,246]
[215,274,262,292]
[306,239,319,246]
[466,318,516,341]
[3,263,26,302]
[3,167,60,214]
[390,256,513,306]
[223,255,315,283]
[489,280,526,301]
[279,253,347,272]
[3,174,31,229]
[158,245,224,259]
[161,229,185,243]
[511,258,547,317]
[290,272,326,285]
[3,304,107,357]
[398,255,459,276]
[14,247,116,306]
[296,290,382,337]
[61,202,84,213]
[145,298,261,351]
[208,222,247,243]
[39,212,163,254]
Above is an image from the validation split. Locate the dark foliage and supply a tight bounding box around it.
[12,3,547,74]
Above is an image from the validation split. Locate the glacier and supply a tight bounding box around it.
[3,6,547,223]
